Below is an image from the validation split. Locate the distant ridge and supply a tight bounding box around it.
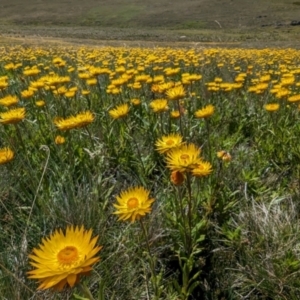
[0,0,299,29]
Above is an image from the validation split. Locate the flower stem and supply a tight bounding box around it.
[85,126,95,150]
[79,282,95,300]
[14,124,26,151]
[176,99,184,136]
[205,119,212,162]
[139,219,159,298]
[186,173,193,255]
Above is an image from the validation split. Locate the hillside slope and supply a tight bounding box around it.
[0,0,299,29]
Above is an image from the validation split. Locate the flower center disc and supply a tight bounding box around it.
[166,139,175,145]
[57,246,79,264]
[180,154,190,160]
[127,197,139,208]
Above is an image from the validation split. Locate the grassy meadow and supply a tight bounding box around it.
[1,44,300,300]
[1,0,300,47]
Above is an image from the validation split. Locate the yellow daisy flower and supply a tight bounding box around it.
[0,80,8,90]
[287,94,300,103]
[53,86,68,95]
[0,147,14,164]
[166,143,202,173]
[194,104,215,118]
[27,225,102,291]
[65,91,76,98]
[170,110,180,118]
[35,100,45,107]
[191,161,213,177]
[54,111,95,131]
[21,89,35,98]
[81,90,90,96]
[0,95,19,107]
[113,186,155,222]
[264,103,279,112]
[166,85,186,101]
[55,135,66,145]
[149,99,168,113]
[0,107,25,124]
[131,98,141,106]
[155,133,183,154]
[108,103,129,119]
[86,78,97,86]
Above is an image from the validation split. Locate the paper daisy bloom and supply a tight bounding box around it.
[287,94,300,103]
[191,161,213,177]
[166,85,186,101]
[155,133,184,154]
[0,107,25,124]
[149,99,169,113]
[194,104,215,118]
[0,95,19,107]
[54,111,94,131]
[170,110,180,118]
[0,147,14,164]
[264,103,279,112]
[35,100,46,107]
[55,135,66,145]
[27,225,102,291]
[166,143,202,173]
[131,98,141,106]
[109,103,129,119]
[113,186,155,222]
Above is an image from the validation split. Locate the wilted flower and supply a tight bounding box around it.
[170,171,185,185]
[217,151,232,162]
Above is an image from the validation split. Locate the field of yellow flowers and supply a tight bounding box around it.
[1,45,300,299]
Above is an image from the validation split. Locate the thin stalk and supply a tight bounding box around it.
[85,126,95,150]
[0,263,43,300]
[79,282,95,300]
[176,99,184,136]
[139,219,159,298]
[159,112,164,135]
[186,173,193,255]
[122,119,146,175]
[176,184,189,253]
[205,119,212,162]
[14,124,26,151]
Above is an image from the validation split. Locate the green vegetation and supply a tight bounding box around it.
[1,46,300,299]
